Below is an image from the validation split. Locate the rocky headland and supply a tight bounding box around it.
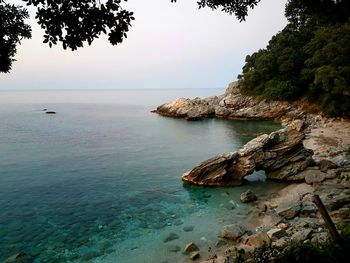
[153,82,350,262]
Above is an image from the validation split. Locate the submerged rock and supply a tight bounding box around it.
[182,121,314,186]
[4,252,34,263]
[167,245,181,252]
[163,232,179,243]
[190,251,200,261]
[183,226,194,232]
[184,242,199,254]
[240,190,257,203]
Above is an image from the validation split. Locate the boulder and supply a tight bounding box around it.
[267,228,286,240]
[276,201,301,219]
[244,232,271,248]
[154,96,219,120]
[302,168,326,184]
[300,202,317,217]
[318,159,338,172]
[220,224,247,241]
[182,122,314,186]
[291,229,312,242]
[184,242,199,254]
[240,190,257,203]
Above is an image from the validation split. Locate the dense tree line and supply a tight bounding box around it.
[238,0,350,116]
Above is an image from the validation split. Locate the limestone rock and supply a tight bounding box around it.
[326,169,338,179]
[182,122,314,186]
[240,190,257,203]
[276,201,301,219]
[184,242,199,254]
[244,232,271,248]
[267,228,286,240]
[220,224,247,241]
[301,168,326,184]
[154,81,299,121]
[291,229,312,242]
[155,96,220,120]
[272,237,288,247]
[318,159,338,172]
[300,202,317,217]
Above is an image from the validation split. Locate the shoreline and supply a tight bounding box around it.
[153,82,350,262]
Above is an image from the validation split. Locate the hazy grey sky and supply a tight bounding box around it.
[1,0,288,90]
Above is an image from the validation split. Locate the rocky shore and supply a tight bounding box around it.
[154,82,350,262]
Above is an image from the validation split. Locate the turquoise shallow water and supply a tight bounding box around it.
[0,89,282,262]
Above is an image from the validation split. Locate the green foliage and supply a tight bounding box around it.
[22,0,134,50]
[239,0,350,116]
[0,0,31,73]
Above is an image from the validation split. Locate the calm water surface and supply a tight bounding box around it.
[0,89,282,262]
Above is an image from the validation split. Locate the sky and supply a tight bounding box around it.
[1,0,288,90]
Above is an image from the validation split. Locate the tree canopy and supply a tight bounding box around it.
[0,0,262,74]
[238,0,350,116]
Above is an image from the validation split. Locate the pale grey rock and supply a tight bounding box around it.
[244,232,271,248]
[272,237,288,247]
[240,190,257,203]
[276,201,301,219]
[300,202,317,217]
[326,169,338,179]
[267,228,286,240]
[182,122,314,186]
[291,229,312,242]
[220,224,247,241]
[301,168,326,184]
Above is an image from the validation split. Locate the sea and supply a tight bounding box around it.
[0,89,283,263]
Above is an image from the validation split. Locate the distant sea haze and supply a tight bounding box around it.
[0,89,283,262]
[0,88,225,106]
